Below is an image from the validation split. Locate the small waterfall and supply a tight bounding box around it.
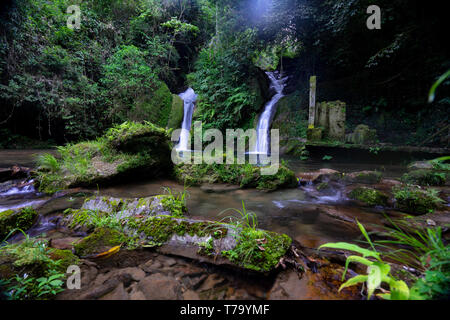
[253,71,287,155]
[176,88,198,152]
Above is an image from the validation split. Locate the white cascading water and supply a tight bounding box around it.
[253,71,287,155]
[176,88,198,151]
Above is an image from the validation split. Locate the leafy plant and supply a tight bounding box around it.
[319,221,414,300]
[322,155,333,161]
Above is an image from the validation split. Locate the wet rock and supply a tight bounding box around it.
[140,260,162,273]
[78,273,132,300]
[138,274,182,300]
[200,184,241,193]
[401,169,446,186]
[81,266,99,288]
[198,274,226,292]
[299,169,341,184]
[407,161,433,171]
[129,289,146,300]
[100,283,129,300]
[115,267,146,282]
[74,228,126,257]
[348,187,389,207]
[393,185,444,215]
[164,257,178,267]
[50,237,83,250]
[183,290,201,300]
[344,171,383,184]
[0,206,38,239]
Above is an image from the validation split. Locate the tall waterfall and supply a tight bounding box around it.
[176,88,197,152]
[253,71,287,155]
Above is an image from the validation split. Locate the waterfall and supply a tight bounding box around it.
[253,71,287,155]
[176,88,197,152]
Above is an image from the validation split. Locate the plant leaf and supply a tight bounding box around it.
[319,242,380,259]
[339,275,368,292]
[367,264,382,299]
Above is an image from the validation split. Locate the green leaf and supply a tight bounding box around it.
[429,70,450,103]
[367,265,382,299]
[319,242,380,259]
[356,220,377,254]
[343,255,374,281]
[339,275,368,292]
[390,280,410,300]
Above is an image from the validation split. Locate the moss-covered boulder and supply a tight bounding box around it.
[0,241,79,279]
[346,124,378,145]
[175,160,298,191]
[344,171,383,184]
[401,170,446,186]
[167,94,185,129]
[131,81,173,128]
[0,207,38,239]
[67,196,291,273]
[393,185,445,215]
[35,121,173,194]
[64,195,187,232]
[349,187,389,207]
[74,227,127,257]
[307,127,323,142]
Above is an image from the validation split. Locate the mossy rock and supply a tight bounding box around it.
[175,161,298,191]
[349,187,388,207]
[393,186,444,215]
[36,121,173,194]
[105,121,170,154]
[0,207,38,239]
[401,170,446,186]
[47,249,80,273]
[346,124,378,145]
[0,242,79,279]
[167,94,184,129]
[74,228,127,257]
[316,182,330,191]
[221,229,292,273]
[307,127,323,142]
[344,171,383,184]
[131,81,173,128]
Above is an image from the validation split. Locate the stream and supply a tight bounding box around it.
[0,149,408,248]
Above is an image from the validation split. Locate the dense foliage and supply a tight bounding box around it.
[0,0,448,147]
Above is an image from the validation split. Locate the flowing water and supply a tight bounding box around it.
[253,71,287,155]
[176,88,197,152]
[0,149,410,248]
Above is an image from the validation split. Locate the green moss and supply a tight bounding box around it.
[0,207,38,239]
[74,227,127,257]
[131,81,173,128]
[349,187,388,207]
[317,182,329,191]
[393,185,445,215]
[47,249,80,273]
[222,228,291,273]
[167,94,184,129]
[35,121,173,194]
[401,170,446,186]
[159,195,187,217]
[307,127,323,142]
[175,159,297,191]
[344,171,383,184]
